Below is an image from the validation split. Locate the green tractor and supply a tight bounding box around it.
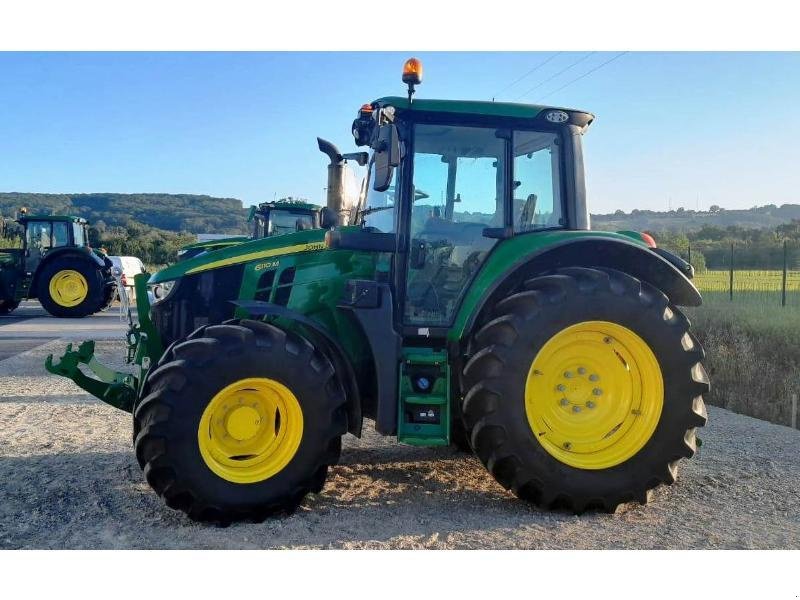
[1,212,116,317]
[176,200,325,261]
[174,200,321,261]
[47,59,708,523]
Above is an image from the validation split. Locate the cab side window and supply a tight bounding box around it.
[513,131,564,232]
[52,221,70,247]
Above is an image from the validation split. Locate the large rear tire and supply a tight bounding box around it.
[461,267,709,513]
[134,320,347,523]
[37,257,106,318]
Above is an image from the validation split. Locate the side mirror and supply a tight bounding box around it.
[373,125,400,192]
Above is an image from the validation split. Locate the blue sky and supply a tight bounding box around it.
[0,51,798,214]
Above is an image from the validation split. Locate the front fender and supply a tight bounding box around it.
[233,300,363,438]
[450,232,701,342]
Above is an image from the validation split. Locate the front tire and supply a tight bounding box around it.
[134,320,347,523]
[461,267,709,513]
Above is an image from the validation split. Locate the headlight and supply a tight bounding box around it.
[147,280,177,304]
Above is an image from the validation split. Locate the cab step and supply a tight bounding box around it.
[397,347,450,446]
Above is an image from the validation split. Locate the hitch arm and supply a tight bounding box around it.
[45,340,137,412]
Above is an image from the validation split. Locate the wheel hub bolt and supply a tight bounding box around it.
[560,398,569,406]
[563,442,572,450]
[592,388,602,396]
[603,337,612,344]
[577,367,586,375]
[572,405,581,413]
[564,371,573,378]
[557,384,566,392]
[589,374,599,382]
[586,401,595,409]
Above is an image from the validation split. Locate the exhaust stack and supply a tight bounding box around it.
[317,137,347,225]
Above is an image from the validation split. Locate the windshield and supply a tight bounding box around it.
[268,210,315,236]
[363,158,398,233]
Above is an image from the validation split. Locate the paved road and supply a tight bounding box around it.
[0,300,131,360]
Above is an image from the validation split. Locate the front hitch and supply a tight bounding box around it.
[45,340,137,412]
[44,273,163,412]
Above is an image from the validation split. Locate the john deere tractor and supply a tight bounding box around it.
[1,212,115,317]
[176,199,324,261]
[47,58,708,523]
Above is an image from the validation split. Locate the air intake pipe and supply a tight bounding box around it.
[317,137,346,225]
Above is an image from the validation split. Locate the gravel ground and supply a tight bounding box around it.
[1,339,799,549]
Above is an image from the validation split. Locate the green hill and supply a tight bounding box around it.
[0,192,250,235]
[592,204,800,233]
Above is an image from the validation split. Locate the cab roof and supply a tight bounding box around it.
[373,96,594,129]
[258,200,319,212]
[19,214,86,224]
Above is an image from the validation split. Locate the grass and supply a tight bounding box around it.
[685,292,800,428]
[693,270,800,307]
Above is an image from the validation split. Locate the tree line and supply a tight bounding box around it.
[0,192,250,234]
[654,221,800,271]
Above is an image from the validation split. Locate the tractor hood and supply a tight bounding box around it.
[179,236,249,253]
[149,228,329,284]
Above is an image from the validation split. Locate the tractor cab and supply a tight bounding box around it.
[18,214,91,266]
[1,212,91,281]
[340,61,593,334]
[251,200,321,238]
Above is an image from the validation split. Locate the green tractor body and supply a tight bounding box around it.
[176,200,324,261]
[47,69,708,522]
[0,214,116,316]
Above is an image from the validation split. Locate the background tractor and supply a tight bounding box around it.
[177,200,327,261]
[0,212,115,317]
[47,58,708,523]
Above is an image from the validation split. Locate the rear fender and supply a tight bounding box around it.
[30,247,109,297]
[453,236,701,343]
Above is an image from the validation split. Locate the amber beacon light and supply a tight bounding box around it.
[402,57,423,103]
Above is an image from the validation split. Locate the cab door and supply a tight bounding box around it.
[402,123,507,327]
[24,220,52,273]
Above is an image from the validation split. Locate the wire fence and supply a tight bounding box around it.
[663,241,800,307]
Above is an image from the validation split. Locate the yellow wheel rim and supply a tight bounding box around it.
[48,270,89,307]
[197,377,304,484]
[525,321,663,470]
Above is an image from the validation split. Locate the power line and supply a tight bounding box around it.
[538,51,629,102]
[492,52,562,101]
[513,52,596,101]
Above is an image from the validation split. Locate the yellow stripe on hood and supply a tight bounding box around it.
[185,242,323,274]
